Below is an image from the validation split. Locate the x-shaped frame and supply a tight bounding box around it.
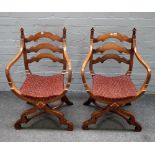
[15,95,74,131]
[82,97,142,132]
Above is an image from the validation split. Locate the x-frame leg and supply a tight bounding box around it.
[15,107,41,129]
[82,101,142,132]
[44,105,73,130]
[112,108,142,131]
[61,95,73,105]
[82,105,112,129]
[126,102,132,106]
[15,100,74,131]
[83,97,95,105]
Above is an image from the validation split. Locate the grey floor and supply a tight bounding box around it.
[0,91,155,142]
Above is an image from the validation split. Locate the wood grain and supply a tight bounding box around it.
[94,32,132,43]
[27,53,64,64]
[25,32,63,42]
[92,54,130,64]
[93,43,130,54]
[27,43,63,53]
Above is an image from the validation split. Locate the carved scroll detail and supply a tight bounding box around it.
[93,43,130,54]
[25,32,63,42]
[27,43,63,53]
[27,53,64,64]
[94,32,132,43]
[92,54,130,64]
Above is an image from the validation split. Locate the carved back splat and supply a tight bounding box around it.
[27,43,63,54]
[25,32,63,42]
[20,28,65,75]
[90,28,136,75]
[92,54,130,64]
[27,53,64,64]
[94,32,132,43]
[93,43,130,54]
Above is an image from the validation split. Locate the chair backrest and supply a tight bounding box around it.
[89,28,136,75]
[20,27,66,75]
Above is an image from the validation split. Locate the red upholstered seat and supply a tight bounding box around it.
[20,74,64,100]
[92,74,137,100]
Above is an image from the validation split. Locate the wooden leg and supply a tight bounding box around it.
[26,102,32,105]
[82,101,141,131]
[14,107,38,129]
[125,102,132,106]
[44,106,73,131]
[48,101,64,110]
[61,95,73,105]
[82,105,111,130]
[113,108,142,132]
[83,97,94,106]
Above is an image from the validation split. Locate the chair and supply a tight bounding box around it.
[81,28,151,131]
[5,27,74,131]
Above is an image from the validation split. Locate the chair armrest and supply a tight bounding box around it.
[134,47,151,97]
[81,40,93,94]
[63,39,72,92]
[5,40,24,95]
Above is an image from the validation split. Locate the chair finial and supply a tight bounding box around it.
[132,27,136,37]
[63,27,66,39]
[20,27,24,39]
[90,27,94,39]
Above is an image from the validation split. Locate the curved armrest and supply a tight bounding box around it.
[81,40,93,94]
[63,39,72,92]
[134,47,151,97]
[5,39,24,95]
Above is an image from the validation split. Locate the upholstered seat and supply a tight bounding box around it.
[20,74,64,100]
[92,74,137,100]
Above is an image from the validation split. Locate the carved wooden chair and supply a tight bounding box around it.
[5,27,74,131]
[81,28,151,131]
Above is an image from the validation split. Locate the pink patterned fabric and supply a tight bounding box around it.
[92,74,137,100]
[20,74,64,100]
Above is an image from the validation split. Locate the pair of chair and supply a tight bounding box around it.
[5,27,151,131]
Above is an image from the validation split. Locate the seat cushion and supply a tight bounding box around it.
[92,74,137,101]
[20,74,64,100]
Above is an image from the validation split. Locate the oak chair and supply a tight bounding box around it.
[5,27,74,131]
[81,28,151,131]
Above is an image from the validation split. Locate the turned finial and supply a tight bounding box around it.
[20,27,24,39]
[63,27,66,39]
[90,27,94,39]
[132,27,136,38]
